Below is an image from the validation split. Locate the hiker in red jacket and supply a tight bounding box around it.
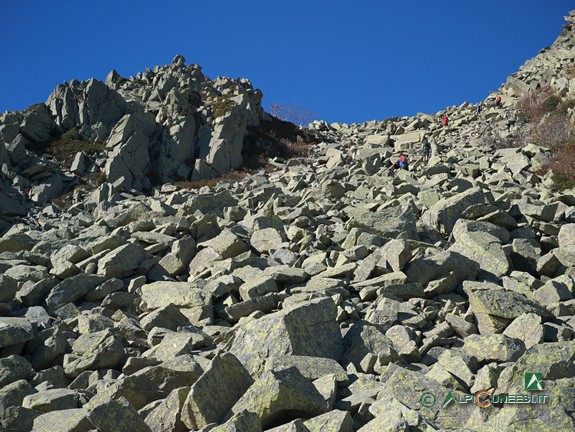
[495,95,502,108]
[442,114,449,127]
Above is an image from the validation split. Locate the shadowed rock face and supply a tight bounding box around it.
[1,13,575,432]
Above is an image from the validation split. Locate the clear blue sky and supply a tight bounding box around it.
[1,1,571,124]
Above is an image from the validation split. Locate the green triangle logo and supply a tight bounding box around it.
[442,391,455,408]
[525,373,544,391]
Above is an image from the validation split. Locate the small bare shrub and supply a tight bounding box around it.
[531,114,573,150]
[540,142,575,190]
[269,103,318,126]
[518,84,555,121]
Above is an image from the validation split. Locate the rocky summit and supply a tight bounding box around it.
[1,11,575,432]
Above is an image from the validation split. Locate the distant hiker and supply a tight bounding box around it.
[442,114,449,127]
[422,140,432,163]
[393,153,409,171]
[495,95,502,108]
[476,102,482,115]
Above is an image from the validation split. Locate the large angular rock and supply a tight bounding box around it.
[265,355,347,383]
[342,321,399,373]
[181,352,254,430]
[380,239,412,272]
[226,367,328,429]
[47,78,128,132]
[139,281,212,314]
[22,388,81,412]
[140,303,192,331]
[464,281,552,334]
[210,410,262,432]
[558,223,575,248]
[144,387,190,432]
[20,103,54,143]
[0,275,18,302]
[503,313,544,349]
[227,297,344,375]
[64,329,124,377]
[405,250,480,285]
[251,227,287,253]
[97,243,151,278]
[421,186,485,234]
[348,204,419,240]
[0,317,36,349]
[86,396,152,432]
[142,331,210,362]
[31,408,93,432]
[200,229,248,259]
[0,232,35,253]
[0,355,33,387]
[44,273,106,311]
[496,342,575,393]
[381,365,472,430]
[0,379,36,413]
[463,334,526,362]
[450,222,511,280]
[303,410,353,432]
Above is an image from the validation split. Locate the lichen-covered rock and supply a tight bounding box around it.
[226,367,328,428]
[348,204,419,240]
[0,355,33,387]
[22,388,81,413]
[31,408,93,432]
[464,281,553,334]
[44,273,106,311]
[86,396,152,432]
[139,281,211,311]
[342,321,399,373]
[0,275,18,302]
[97,243,151,279]
[227,297,344,375]
[251,227,287,253]
[496,342,575,394]
[0,379,36,413]
[210,410,262,432]
[450,222,511,280]
[181,352,253,429]
[405,250,480,285]
[463,334,526,362]
[201,229,248,259]
[0,317,36,349]
[265,355,348,383]
[144,387,190,432]
[421,186,485,234]
[381,365,472,430]
[64,329,125,377]
[140,303,192,331]
[303,409,353,432]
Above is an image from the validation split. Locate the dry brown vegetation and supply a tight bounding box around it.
[244,116,316,170]
[518,85,575,190]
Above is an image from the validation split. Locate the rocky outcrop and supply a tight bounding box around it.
[0,54,266,217]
